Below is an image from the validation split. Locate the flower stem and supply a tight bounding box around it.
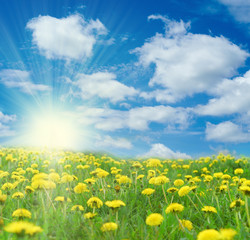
[162,185,168,204]
[245,195,250,227]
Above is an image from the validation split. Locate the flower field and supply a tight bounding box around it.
[0,148,249,239]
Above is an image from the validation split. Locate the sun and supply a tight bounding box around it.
[27,111,79,150]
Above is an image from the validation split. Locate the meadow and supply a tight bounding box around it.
[0,148,249,239]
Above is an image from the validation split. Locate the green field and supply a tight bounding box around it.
[0,148,249,239]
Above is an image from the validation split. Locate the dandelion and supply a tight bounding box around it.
[12,209,32,219]
[74,183,89,193]
[178,186,190,197]
[4,221,43,236]
[167,187,178,193]
[84,212,97,219]
[25,186,35,194]
[179,219,193,231]
[101,222,118,232]
[230,199,245,208]
[141,188,155,196]
[71,205,84,211]
[87,197,103,208]
[146,158,163,168]
[105,200,125,209]
[239,185,250,196]
[165,203,184,214]
[1,182,13,191]
[174,179,184,187]
[234,168,243,175]
[54,196,71,202]
[197,229,221,240]
[202,206,217,214]
[146,213,163,226]
[116,175,132,184]
[137,174,145,180]
[0,192,7,203]
[12,192,24,199]
[220,228,237,240]
[84,178,96,185]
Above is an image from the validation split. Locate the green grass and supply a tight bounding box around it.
[0,149,249,239]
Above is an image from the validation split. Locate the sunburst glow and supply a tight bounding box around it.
[27,112,79,150]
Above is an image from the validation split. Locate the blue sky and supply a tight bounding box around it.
[1,0,250,158]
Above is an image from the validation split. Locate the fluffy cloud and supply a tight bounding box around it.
[205,121,250,142]
[218,0,250,23]
[0,111,16,123]
[134,16,248,103]
[0,112,16,137]
[95,135,132,149]
[75,72,138,103]
[140,143,191,159]
[27,14,107,60]
[0,69,50,94]
[75,105,191,131]
[195,70,250,116]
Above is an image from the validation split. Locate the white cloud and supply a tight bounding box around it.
[195,70,250,116]
[134,16,248,103]
[95,135,132,149]
[218,0,250,23]
[27,14,107,61]
[205,121,250,143]
[74,105,191,131]
[0,111,16,123]
[0,69,50,94]
[140,143,191,159]
[75,72,138,103]
[0,112,16,137]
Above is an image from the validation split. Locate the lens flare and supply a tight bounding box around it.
[26,111,79,150]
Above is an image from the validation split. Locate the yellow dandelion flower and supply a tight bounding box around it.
[220,228,237,240]
[61,174,74,183]
[234,168,243,175]
[174,179,184,187]
[25,186,35,194]
[230,199,245,208]
[213,172,223,179]
[137,174,145,180]
[0,192,7,203]
[178,186,191,197]
[146,213,164,226]
[179,219,193,231]
[12,192,24,199]
[48,173,60,182]
[146,158,163,168]
[12,209,31,219]
[71,205,84,211]
[149,176,170,185]
[141,188,155,196]
[105,200,126,209]
[2,182,13,191]
[197,229,221,240]
[165,203,184,214]
[4,221,43,236]
[201,206,217,214]
[54,196,71,202]
[87,197,103,208]
[84,212,97,219]
[101,222,118,232]
[74,183,89,194]
[31,179,56,190]
[167,187,178,193]
[116,175,132,184]
[239,185,250,196]
[84,178,96,185]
